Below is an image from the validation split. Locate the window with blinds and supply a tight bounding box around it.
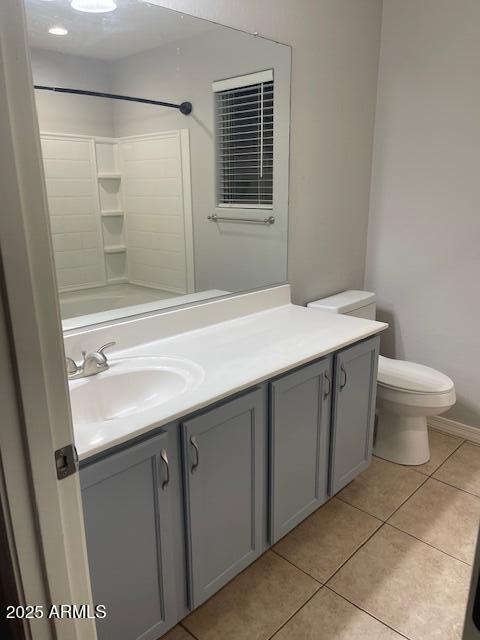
[213,70,274,209]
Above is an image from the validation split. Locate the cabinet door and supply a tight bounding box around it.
[182,388,266,608]
[81,431,176,640]
[330,336,380,494]
[269,357,332,543]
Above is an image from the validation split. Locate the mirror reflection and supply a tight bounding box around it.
[25,0,291,330]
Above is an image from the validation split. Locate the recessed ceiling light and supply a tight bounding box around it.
[48,26,68,36]
[70,0,117,12]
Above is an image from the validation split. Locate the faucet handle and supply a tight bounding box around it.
[66,356,79,376]
[98,341,116,357]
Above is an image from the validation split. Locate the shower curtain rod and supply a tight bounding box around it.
[33,84,193,115]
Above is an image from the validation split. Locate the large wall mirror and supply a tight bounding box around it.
[25,0,291,331]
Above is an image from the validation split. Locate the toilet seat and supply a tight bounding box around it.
[377,383,456,411]
[378,355,454,395]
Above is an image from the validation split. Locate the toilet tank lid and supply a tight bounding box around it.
[307,290,376,314]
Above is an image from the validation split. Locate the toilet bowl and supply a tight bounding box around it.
[374,355,455,465]
[307,291,456,466]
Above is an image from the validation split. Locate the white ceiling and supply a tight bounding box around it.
[25,0,218,61]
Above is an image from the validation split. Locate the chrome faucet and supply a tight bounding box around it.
[66,342,116,380]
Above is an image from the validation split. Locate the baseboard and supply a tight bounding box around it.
[428,416,480,444]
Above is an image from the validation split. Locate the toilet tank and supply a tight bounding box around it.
[307,290,376,320]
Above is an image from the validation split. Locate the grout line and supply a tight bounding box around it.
[428,476,480,501]
[374,432,465,479]
[431,437,466,471]
[179,439,474,640]
[373,453,431,479]
[270,547,323,584]
[331,493,385,522]
[420,438,480,501]
[425,439,464,476]
[385,521,472,566]
[324,585,412,640]
[334,492,389,521]
[374,438,469,525]
[265,584,322,640]
[381,475,430,522]
[335,472,429,524]
[325,522,386,586]
[271,495,383,583]
[179,621,200,640]
[179,549,324,640]
[332,478,475,567]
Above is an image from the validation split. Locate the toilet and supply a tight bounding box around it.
[307,291,456,466]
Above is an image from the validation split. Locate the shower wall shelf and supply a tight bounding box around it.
[104,245,127,254]
[98,173,122,180]
[101,210,124,218]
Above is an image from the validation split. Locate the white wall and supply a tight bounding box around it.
[111,28,290,293]
[30,48,114,137]
[366,0,480,427]
[133,0,383,303]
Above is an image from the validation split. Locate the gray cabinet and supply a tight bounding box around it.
[182,388,267,608]
[269,357,332,543]
[81,431,177,640]
[330,336,380,494]
[78,335,381,636]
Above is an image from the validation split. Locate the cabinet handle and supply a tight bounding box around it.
[190,436,199,474]
[324,373,331,398]
[160,449,170,490]
[340,364,347,390]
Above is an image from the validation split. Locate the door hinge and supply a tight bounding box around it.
[55,444,78,480]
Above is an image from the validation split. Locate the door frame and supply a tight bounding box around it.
[0,1,96,638]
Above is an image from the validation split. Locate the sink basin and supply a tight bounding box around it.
[69,356,204,427]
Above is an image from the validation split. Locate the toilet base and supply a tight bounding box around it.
[374,414,430,466]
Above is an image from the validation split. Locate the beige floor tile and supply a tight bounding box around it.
[329,524,472,640]
[411,430,463,475]
[162,626,196,640]
[389,478,480,564]
[338,457,426,520]
[273,587,403,640]
[273,498,381,582]
[183,551,319,640]
[434,442,480,496]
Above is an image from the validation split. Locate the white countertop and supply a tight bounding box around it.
[74,303,387,461]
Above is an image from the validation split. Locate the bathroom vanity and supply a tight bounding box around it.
[72,290,385,640]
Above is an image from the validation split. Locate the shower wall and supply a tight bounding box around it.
[41,134,106,292]
[32,48,194,299]
[40,131,192,295]
[119,131,193,294]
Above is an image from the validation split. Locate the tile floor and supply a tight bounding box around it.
[165,430,480,640]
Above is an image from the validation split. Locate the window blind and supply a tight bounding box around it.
[213,70,274,209]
